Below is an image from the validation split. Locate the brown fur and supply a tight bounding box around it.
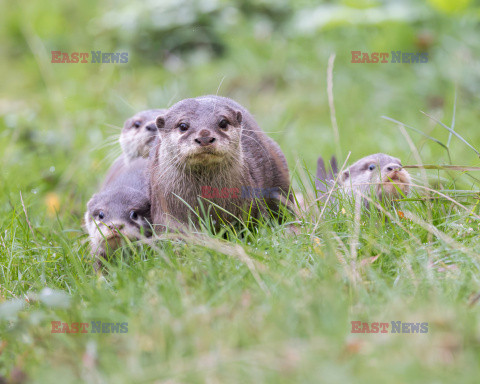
[120,109,165,163]
[84,158,151,262]
[149,95,291,231]
[316,153,411,206]
[103,109,164,187]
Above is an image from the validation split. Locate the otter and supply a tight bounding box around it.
[149,95,291,231]
[84,158,151,263]
[316,153,411,205]
[103,109,164,187]
[120,109,165,162]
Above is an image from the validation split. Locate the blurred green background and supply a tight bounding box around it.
[1,0,480,382]
[1,0,480,222]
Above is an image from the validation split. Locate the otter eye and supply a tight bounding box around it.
[133,121,142,128]
[129,211,138,220]
[178,123,189,132]
[98,211,105,220]
[218,119,229,129]
[368,164,376,171]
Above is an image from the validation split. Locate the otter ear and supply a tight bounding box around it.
[156,116,165,129]
[236,111,242,125]
[341,170,350,182]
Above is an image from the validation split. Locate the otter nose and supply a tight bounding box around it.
[385,163,400,172]
[108,222,125,231]
[145,122,157,132]
[195,136,216,147]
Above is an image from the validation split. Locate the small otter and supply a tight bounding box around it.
[149,95,291,230]
[85,158,151,262]
[103,109,165,187]
[316,153,411,204]
[120,109,165,162]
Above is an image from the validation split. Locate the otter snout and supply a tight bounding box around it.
[195,130,216,147]
[91,220,126,238]
[145,122,157,132]
[383,163,402,174]
[106,222,125,232]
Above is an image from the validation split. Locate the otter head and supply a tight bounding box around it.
[84,188,151,257]
[341,153,411,200]
[120,109,164,161]
[156,98,243,169]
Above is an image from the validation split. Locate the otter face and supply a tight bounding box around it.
[85,189,151,257]
[341,153,411,200]
[120,109,164,161]
[156,98,243,167]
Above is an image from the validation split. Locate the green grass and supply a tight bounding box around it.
[2,0,480,383]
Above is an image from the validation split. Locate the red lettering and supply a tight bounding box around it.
[51,321,62,333]
[71,52,79,64]
[201,186,212,199]
[61,322,70,333]
[361,322,370,333]
[351,321,362,333]
[79,52,89,63]
[61,52,70,63]
[361,53,371,63]
[371,52,379,63]
[379,322,389,333]
[379,52,389,63]
[70,322,79,333]
[230,188,240,199]
[351,51,361,63]
[220,188,229,198]
[79,322,89,333]
[51,51,61,63]
[212,188,220,199]
[370,322,379,333]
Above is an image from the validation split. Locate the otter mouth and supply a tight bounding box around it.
[105,232,122,240]
[104,233,123,250]
[186,148,226,164]
[376,170,411,199]
[382,170,409,184]
[192,152,222,159]
[95,230,141,251]
[145,135,157,143]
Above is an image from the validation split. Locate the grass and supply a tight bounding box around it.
[1,0,480,383]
